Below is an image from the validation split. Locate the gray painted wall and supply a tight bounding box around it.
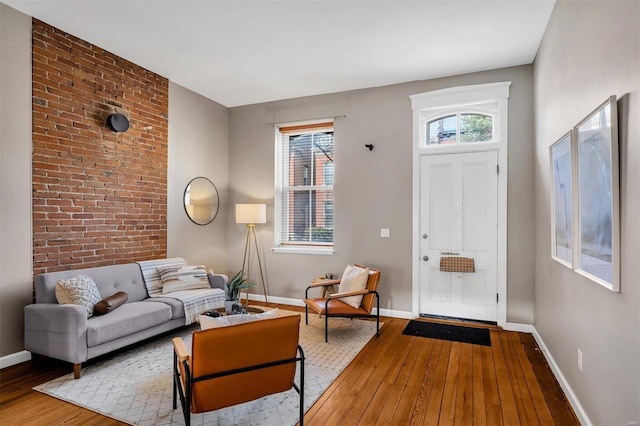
[533,0,640,424]
[0,3,32,357]
[228,65,536,323]
[167,83,229,271]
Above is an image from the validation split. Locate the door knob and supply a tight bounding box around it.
[423,255,429,261]
[422,233,428,239]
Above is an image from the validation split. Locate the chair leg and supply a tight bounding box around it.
[300,347,305,426]
[305,304,309,325]
[325,311,329,342]
[172,370,177,409]
[73,363,81,379]
[376,293,380,337]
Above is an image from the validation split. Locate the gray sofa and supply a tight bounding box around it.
[24,259,227,378]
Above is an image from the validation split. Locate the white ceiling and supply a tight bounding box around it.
[2,0,556,107]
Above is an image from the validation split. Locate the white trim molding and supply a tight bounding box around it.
[247,294,413,319]
[410,82,511,111]
[410,81,511,328]
[503,322,534,333]
[0,350,31,369]
[532,327,592,426]
[271,246,334,256]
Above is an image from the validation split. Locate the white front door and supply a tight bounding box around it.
[419,151,498,322]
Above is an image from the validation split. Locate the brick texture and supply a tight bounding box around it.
[32,19,168,276]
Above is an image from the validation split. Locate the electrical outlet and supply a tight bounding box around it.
[380,228,390,238]
[577,349,583,371]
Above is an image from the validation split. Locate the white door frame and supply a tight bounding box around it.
[410,82,511,328]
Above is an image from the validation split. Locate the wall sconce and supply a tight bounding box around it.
[106,113,129,132]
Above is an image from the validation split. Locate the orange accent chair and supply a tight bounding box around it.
[172,315,305,426]
[304,266,381,342]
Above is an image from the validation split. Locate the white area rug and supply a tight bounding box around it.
[34,312,381,425]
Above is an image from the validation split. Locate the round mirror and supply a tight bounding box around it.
[183,177,219,225]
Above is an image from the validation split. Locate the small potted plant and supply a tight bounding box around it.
[225,271,255,314]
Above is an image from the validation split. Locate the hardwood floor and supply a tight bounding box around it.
[0,304,578,425]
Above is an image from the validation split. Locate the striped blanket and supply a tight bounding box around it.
[137,258,225,325]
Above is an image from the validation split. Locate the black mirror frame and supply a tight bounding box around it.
[183,177,219,226]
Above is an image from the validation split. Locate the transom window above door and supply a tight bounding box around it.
[419,100,501,150]
[427,113,494,145]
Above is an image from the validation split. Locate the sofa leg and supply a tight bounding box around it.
[73,363,81,379]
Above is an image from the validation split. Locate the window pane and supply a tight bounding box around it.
[324,202,334,229]
[313,132,334,186]
[460,114,493,143]
[284,189,333,244]
[323,162,334,186]
[288,134,313,186]
[427,115,457,145]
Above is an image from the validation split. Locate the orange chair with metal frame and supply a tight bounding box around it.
[303,265,381,342]
[172,314,305,426]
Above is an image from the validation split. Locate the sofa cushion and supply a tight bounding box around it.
[159,265,210,294]
[87,302,172,346]
[55,275,102,317]
[142,296,185,319]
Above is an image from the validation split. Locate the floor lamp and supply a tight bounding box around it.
[235,203,268,303]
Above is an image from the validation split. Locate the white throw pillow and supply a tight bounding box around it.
[55,275,102,317]
[158,265,210,294]
[337,265,370,308]
[199,308,280,330]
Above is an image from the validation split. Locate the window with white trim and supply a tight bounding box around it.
[420,101,500,148]
[274,121,334,253]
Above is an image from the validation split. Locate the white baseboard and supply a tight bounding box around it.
[503,322,534,333]
[248,294,305,307]
[0,350,31,369]
[246,294,414,319]
[532,327,591,426]
[375,308,414,319]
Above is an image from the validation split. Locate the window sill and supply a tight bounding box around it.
[272,246,334,256]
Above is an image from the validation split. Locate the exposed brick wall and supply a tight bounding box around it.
[32,19,168,275]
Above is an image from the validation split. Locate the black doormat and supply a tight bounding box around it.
[402,320,491,346]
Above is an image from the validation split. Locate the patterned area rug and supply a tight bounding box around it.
[34,311,381,425]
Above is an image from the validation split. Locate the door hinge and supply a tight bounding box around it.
[497,164,500,174]
[496,293,499,303]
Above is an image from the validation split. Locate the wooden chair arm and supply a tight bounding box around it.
[328,288,370,299]
[306,279,341,299]
[308,279,341,288]
[172,337,190,363]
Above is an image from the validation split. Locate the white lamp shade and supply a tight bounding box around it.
[235,203,266,224]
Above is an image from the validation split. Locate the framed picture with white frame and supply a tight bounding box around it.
[549,131,573,268]
[573,95,620,292]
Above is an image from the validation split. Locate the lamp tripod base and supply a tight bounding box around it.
[242,224,268,304]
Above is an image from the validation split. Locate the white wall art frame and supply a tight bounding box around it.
[549,131,573,268]
[573,95,620,292]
